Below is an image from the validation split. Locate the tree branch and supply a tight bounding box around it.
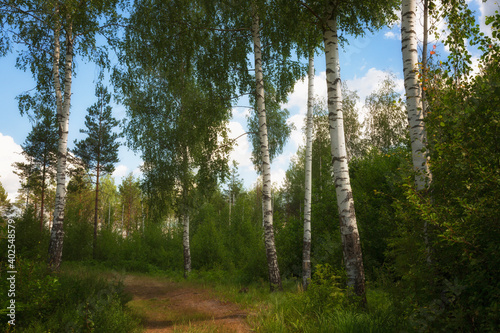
[0,1,46,25]
[298,1,323,25]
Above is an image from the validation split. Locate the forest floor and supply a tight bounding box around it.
[123,274,253,332]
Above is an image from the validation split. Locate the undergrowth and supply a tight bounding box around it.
[172,264,408,332]
[0,258,141,332]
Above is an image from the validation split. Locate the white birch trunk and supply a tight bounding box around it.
[182,212,191,278]
[302,55,314,289]
[48,13,73,271]
[323,17,366,300]
[252,12,282,291]
[181,148,192,278]
[401,0,432,191]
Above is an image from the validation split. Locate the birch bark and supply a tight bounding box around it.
[401,0,432,191]
[48,11,73,271]
[251,11,282,292]
[181,149,191,278]
[302,55,314,290]
[182,213,191,278]
[323,16,366,300]
[40,162,46,232]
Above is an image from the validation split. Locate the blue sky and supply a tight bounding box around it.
[0,0,496,201]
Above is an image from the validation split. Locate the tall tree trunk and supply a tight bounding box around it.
[251,11,282,292]
[181,149,191,278]
[401,0,432,191]
[302,55,314,290]
[48,13,73,271]
[40,162,46,232]
[403,0,433,265]
[93,161,100,259]
[182,212,191,278]
[421,0,429,116]
[121,204,124,236]
[93,101,103,259]
[323,16,366,302]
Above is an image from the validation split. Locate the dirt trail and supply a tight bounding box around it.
[123,275,252,332]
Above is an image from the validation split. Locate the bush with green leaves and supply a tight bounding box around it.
[386,53,500,332]
[0,259,140,332]
[0,207,50,261]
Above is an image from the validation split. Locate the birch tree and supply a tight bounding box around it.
[114,0,239,278]
[251,9,282,290]
[302,55,314,289]
[116,0,302,287]
[293,0,399,301]
[364,73,408,151]
[401,0,432,191]
[229,1,303,291]
[0,0,124,270]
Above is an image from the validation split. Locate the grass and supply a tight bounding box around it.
[171,268,408,333]
[127,298,212,327]
[11,262,408,333]
[0,259,141,333]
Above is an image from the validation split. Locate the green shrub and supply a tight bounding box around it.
[0,259,140,332]
[0,207,50,261]
[306,264,348,312]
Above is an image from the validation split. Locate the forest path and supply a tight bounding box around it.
[123,274,252,332]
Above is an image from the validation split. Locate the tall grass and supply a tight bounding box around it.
[252,288,405,333]
[177,265,408,333]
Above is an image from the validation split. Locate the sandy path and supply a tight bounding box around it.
[123,275,252,332]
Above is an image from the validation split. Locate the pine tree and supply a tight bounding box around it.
[0,179,11,221]
[73,84,120,259]
[20,107,58,231]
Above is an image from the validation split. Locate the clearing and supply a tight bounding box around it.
[123,274,252,332]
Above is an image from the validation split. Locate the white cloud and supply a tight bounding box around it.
[227,121,258,187]
[232,106,252,121]
[384,31,400,40]
[346,68,404,122]
[346,68,404,99]
[0,133,25,201]
[282,71,328,151]
[475,0,500,37]
[283,71,328,115]
[112,164,129,181]
[132,166,143,178]
[271,167,287,188]
[288,113,306,149]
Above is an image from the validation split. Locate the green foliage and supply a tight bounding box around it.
[63,210,94,261]
[73,83,121,175]
[306,264,349,311]
[0,207,50,260]
[364,73,409,151]
[386,49,500,331]
[0,180,10,221]
[274,213,303,278]
[0,259,140,332]
[350,148,411,277]
[191,203,229,270]
[252,272,403,333]
[118,173,143,236]
[63,173,95,261]
[248,82,294,170]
